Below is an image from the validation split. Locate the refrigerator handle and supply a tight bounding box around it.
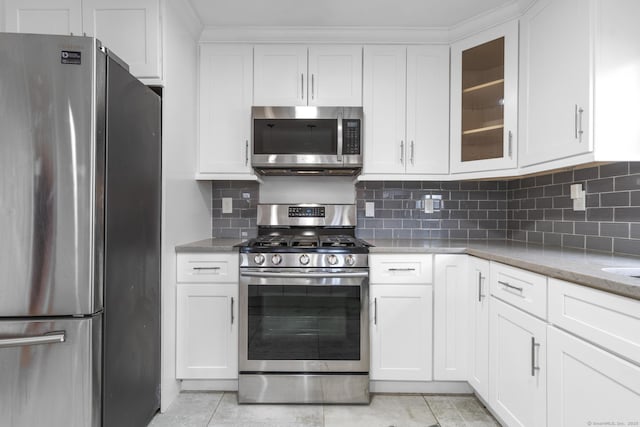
[0,331,66,349]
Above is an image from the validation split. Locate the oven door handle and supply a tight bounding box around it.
[240,271,369,279]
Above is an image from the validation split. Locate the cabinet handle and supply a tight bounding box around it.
[193,266,221,271]
[498,280,523,293]
[388,268,416,272]
[574,105,585,141]
[231,297,234,325]
[508,131,513,158]
[245,140,249,166]
[301,74,304,100]
[531,337,541,376]
[400,141,404,165]
[374,297,377,325]
[410,141,415,165]
[478,272,486,302]
[311,74,315,100]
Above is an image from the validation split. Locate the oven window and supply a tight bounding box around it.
[247,285,361,360]
[253,119,337,155]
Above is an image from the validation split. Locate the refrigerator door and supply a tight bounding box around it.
[102,56,161,427]
[0,33,104,316]
[0,316,102,427]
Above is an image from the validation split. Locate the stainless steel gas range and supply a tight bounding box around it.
[237,204,370,404]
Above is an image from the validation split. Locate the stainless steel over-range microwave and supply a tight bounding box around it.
[251,106,363,175]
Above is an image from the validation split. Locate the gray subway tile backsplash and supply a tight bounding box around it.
[211,162,640,255]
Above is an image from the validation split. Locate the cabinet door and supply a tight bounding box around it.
[468,257,490,401]
[4,0,82,35]
[519,0,592,166]
[253,45,307,106]
[363,45,406,174]
[176,284,238,379]
[370,284,433,381]
[406,45,450,175]
[548,326,640,427]
[490,298,547,427]
[433,254,469,380]
[198,45,253,176]
[308,45,362,106]
[82,0,161,80]
[451,20,518,173]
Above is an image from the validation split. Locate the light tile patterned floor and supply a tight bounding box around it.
[149,392,501,427]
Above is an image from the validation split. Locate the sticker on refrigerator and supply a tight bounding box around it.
[61,51,81,65]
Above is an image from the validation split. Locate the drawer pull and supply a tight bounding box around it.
[231,297,234,325]
[387,268,416,272]
[498,280,523,293]
[193,266,221,271]
[531,337,541,376]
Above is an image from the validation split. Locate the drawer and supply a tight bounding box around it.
[549,278,640,365]
[177,253,239,283]
[490,262,547,319]
[370,254,432,284]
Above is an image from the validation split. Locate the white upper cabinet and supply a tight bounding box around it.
[4,0,162,81]
[450,20,518,174]
[308,45,363,106]
[363,45,449,177]
[253,44,362,106]
[198,44,254,178]
[82,0,161,80]
[4,0,82,35]
[520,0,640,168]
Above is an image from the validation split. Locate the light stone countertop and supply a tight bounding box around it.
[175,238,242,252]
[368,239,640,300]
[176,237,640,300]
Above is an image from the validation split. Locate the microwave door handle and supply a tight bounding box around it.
[337,111,343,163]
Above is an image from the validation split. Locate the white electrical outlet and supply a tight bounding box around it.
[222,197,233,214]
[424,199,434,214]
[365,202,375,217]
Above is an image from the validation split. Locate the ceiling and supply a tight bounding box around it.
[187,0,522,28]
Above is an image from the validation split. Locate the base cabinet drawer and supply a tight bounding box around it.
[548,326,640,427]
[370,254,432,284]
[548,278,640,365]
[490,262,547,319]
[177,253,239,283]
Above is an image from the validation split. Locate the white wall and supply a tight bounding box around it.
[160,0,207,412]
[0,0,5,30]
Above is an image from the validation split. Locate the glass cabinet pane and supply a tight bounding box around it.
[461,37,505,162]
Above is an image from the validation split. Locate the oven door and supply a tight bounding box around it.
[239,268,369,373]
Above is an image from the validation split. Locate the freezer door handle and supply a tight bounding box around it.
[0,331,66,349]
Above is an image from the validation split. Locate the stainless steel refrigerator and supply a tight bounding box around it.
[0,33,161,427]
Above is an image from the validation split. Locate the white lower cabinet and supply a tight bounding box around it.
[369,253,433,382]
[547,326,640,427]
[176,252,239,380]
[176,284,238,379]
[467,256,490,401]
[369,284,433,381]
[433,254,469,381]
[489,297,547,427]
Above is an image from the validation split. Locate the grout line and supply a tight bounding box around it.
[421,394,442,427]
[205,391,226,426]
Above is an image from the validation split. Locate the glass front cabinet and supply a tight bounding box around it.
[450,20,519,173]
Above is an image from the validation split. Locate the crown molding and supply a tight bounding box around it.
[198,1,529,45]
[168,0,203,40]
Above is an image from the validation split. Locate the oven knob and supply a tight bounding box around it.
[326,254,339,265]
[271,254,282,265]
[253,254,265,265]
[299,254,310,266]
[345,255,356,266]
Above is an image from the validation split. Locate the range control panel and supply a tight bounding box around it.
[342,119,361,155]
[288,206,326,218]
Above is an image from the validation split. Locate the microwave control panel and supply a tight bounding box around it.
[342,119,361,155]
